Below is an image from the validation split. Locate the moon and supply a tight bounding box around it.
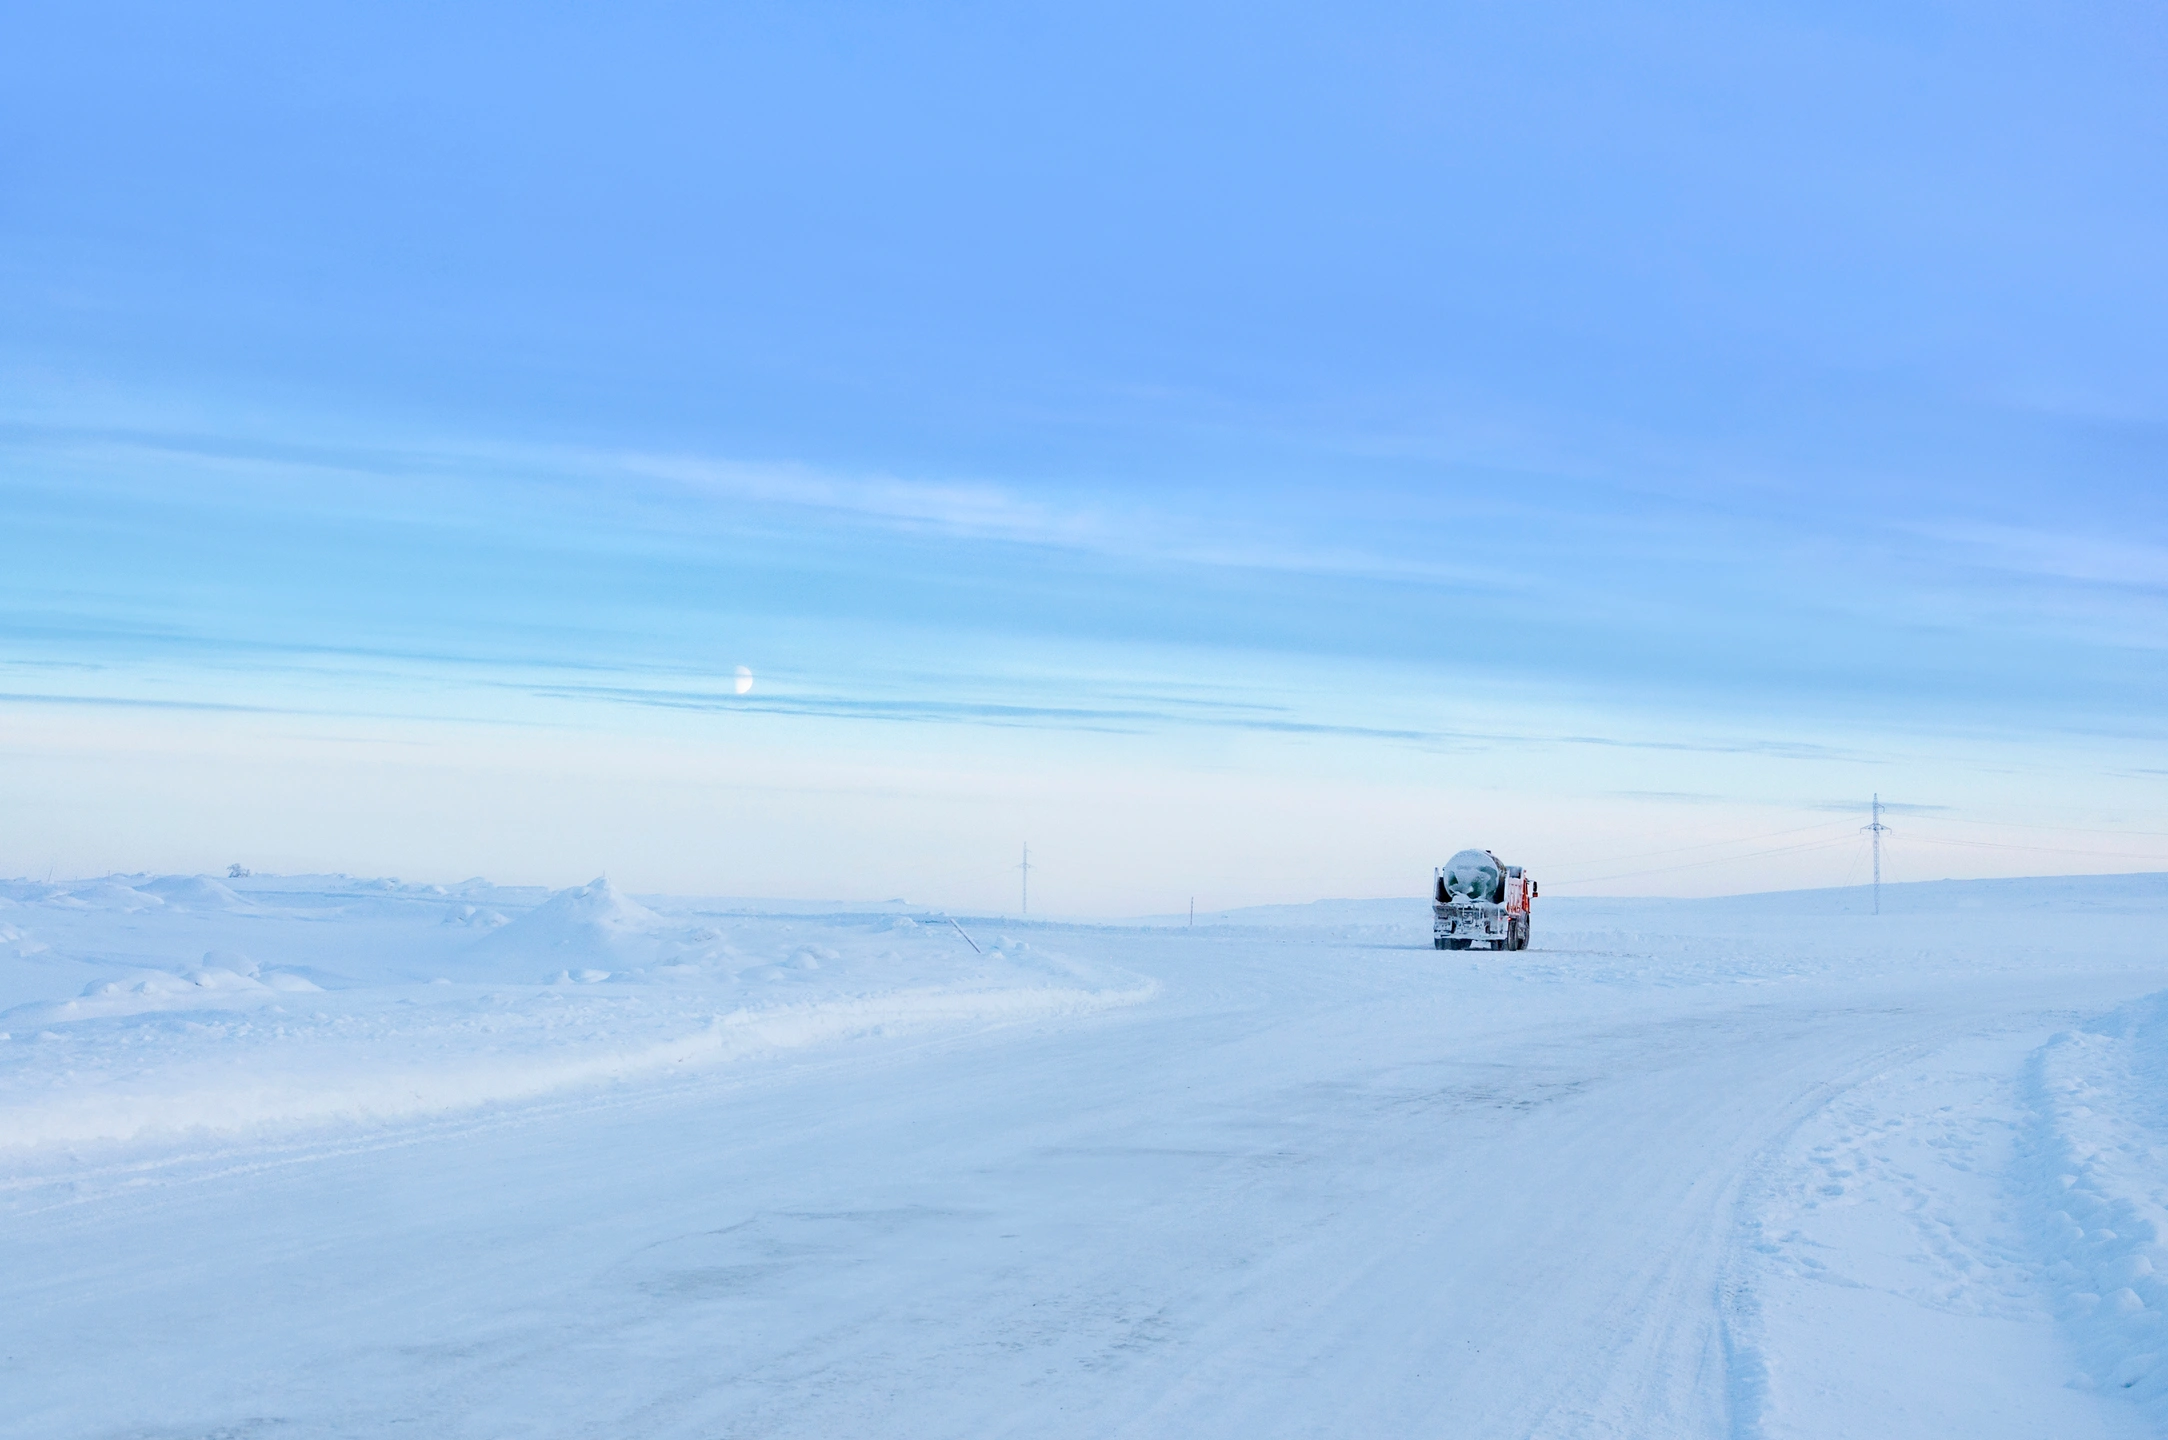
[734,665,754,696]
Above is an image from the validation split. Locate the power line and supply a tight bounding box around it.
[1839,832,1864,893]
[1890,834,2168,863]
[1542,834,1859,887]
[1910,815,2168,842]
[1541,819,1857,872]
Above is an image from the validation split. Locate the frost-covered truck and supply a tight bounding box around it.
[1432,848,1536,950]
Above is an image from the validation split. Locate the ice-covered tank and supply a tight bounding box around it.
[1432,848,1535,950]
[1438,848,1503,904]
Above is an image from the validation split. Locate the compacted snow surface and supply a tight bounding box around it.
[5,872,2168,1438]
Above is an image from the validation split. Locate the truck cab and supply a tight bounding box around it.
[1433,848,1535,951]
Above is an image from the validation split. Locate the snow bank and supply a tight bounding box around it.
[0,873,1155,1154]
[0,980,1153,1152]
[134,874,253,909]
[54,879,163,911]
[469,875,669,970]
[2022,990,2168,1412]
[0,880,67,903]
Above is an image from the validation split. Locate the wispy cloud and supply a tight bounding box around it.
[2,415,1535,592]
[1558,734,1855,762]
[1923,522,2168,592]
[1807,799,1953,815]
[504,678,1868,763]
[0,691,276,714]
[515,680,1442,743]
[595,445,1543,589]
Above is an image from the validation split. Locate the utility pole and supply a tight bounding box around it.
[1188,896,1194,928]
[1019,843,1032,917]
[1864,794,1892,915]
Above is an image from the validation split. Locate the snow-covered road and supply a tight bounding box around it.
[6,877,2168,1437]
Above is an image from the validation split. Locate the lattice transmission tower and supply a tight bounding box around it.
[1863,794,1893,915]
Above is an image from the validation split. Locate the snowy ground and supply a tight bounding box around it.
[5,872,2168,1437]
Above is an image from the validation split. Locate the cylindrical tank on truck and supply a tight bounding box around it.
[1432,848,1536,950]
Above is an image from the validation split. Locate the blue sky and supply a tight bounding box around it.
[3,1,2166,910]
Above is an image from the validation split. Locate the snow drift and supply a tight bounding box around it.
[0,872,1154,1153]
[469,875,672,974]
[2023,989,2168,1415]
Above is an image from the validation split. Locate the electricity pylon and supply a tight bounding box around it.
[1863,794,1892,915]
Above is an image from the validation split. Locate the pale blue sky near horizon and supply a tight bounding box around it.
[3,1,2165,911]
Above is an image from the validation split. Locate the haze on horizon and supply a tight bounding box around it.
[3,1,2165,914]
